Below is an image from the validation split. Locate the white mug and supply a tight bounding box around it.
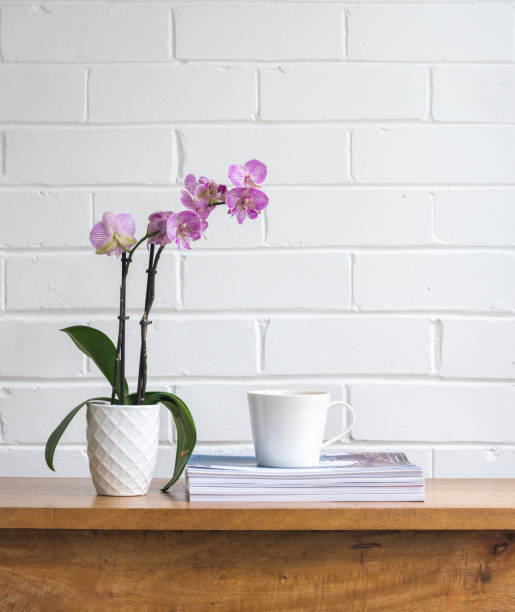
[248,390,355,468]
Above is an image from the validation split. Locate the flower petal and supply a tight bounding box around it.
[96,236,117,255]
[244,159,267,185]
[194,184,210,202]
[115,213,136,237]
[225,187,246,210]
[102,211,117,235]
[166,212,179,238]
[89,221,111,249]
[228,164,246,187]
[181,190,196,210]
[248,188,269,211]
[236,207,246,224]
[178,210,202,233]
[184,174,196,194]
[115,234,137,250]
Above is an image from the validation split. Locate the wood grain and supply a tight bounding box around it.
[1,528,515,611]
[1,478,515,530]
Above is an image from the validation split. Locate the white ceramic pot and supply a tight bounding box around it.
[86,401,160,496]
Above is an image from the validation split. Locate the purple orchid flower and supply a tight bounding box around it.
[147,211,173,247]
[89,211,137,256]
[197,176,227,203]
[225,159,268,224]
[166,210,202,250]
[181,174,227,233]
[226,188,269,224]
[228,159,267,188]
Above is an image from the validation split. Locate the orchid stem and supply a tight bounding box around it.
[136,244,165,405]
[112,254,128,404]
[111,232,156,404]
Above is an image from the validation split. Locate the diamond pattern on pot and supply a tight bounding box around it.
[87,403,160,496]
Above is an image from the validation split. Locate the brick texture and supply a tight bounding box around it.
[1,0,513,479]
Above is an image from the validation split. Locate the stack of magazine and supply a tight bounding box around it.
[186,452,425,502]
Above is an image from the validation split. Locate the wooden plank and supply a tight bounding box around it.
[1,529,515,611]
[1,478,515,531]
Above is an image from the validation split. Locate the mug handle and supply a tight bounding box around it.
[322,401,355,447]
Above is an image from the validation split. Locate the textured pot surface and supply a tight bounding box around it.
[87,402,160,497]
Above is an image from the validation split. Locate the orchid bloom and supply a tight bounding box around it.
[225,159,268,224]
[181,174,227,231]
[228,159,267,188]
[226,188,269,224]
[147,211,173,246]
[197,176,227,203]
[166,210,202,250]
[90,212,137,256]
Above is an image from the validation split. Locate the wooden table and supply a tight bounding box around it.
[1,478,515,611]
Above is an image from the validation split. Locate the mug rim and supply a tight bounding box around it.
[247,389,330,397]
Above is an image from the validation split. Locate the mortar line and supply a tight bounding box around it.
[426,66,434,122]
[84,67,90,122]
[347,129,356,182]
[169,7,176,60]
[1,132,5,177]
[2,374,515,384]
[349,253,356,311]
[3,119,515,128]
[0,6,4,62]
[3,308,515,319]
[254,68,261,121]
[343,8,350,59]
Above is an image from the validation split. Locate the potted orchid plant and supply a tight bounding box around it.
[45,160,269,496]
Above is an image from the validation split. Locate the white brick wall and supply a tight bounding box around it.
[1,0,513,479]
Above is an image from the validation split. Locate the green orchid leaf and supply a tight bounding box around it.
[140,391,196,491]
[45,396,110,471]
[61,326,128,400]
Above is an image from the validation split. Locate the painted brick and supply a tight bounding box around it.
[149,319,258,377]
[351,383,515,442]
[434,448,515,478]
[353,127,515,184]
[434,66,515,123]
[266,188,433,246]
[0,445,182,478]
[175,5,344,60]
[441,320,515,379]
[90,66,255,122]
[0,321,84,377]
[0,446,89,477]
[2,5,170,62]
[0,65,85,122]
[180,127,349,184]
[0,386,102,444]
[0,386,173,445]
[94,190,264,249]
[183,252,351,310]
[0,192,91,248]
[0,0,513,480]
[434,191,515,246]
[348,5,513,61]
[354,253,515,312]
[6,130,175,185]
[261,65,426,120]
[5,251,177,310]
[264,318,432,375]
[86,318,258,377]
[175,383,344,442]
